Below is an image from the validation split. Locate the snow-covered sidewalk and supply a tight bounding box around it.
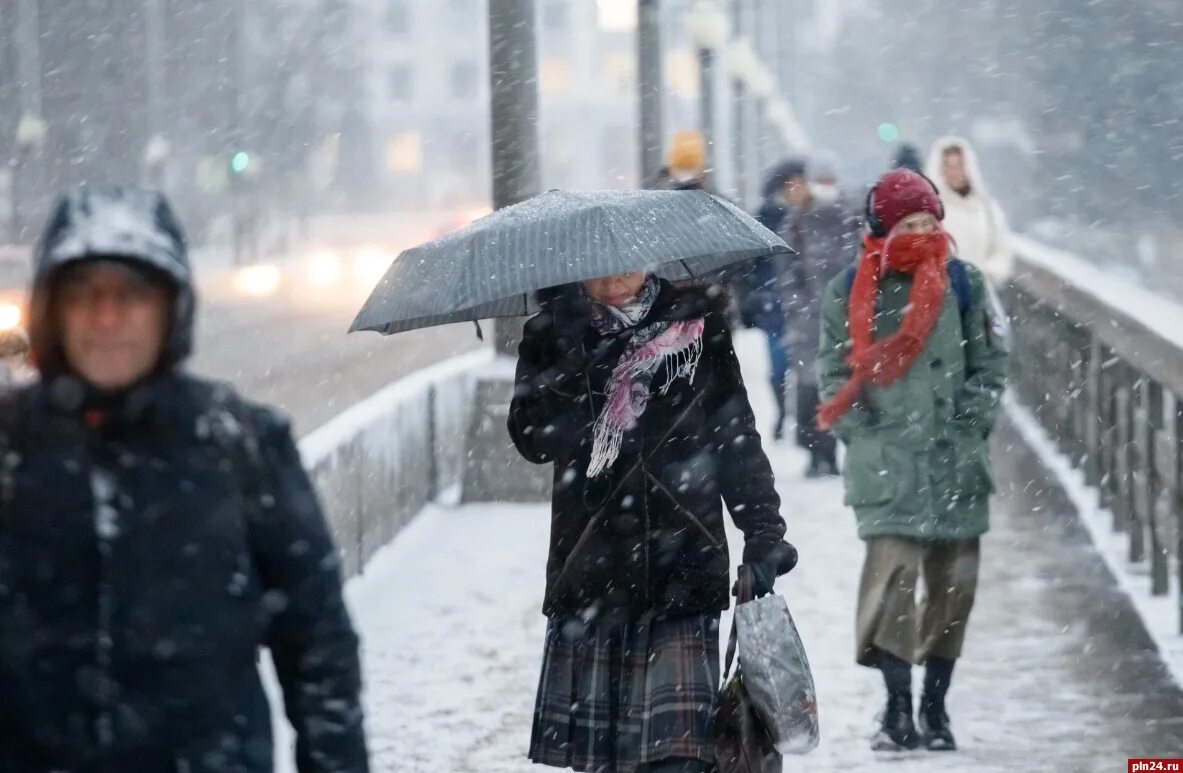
[307,330,1183,772]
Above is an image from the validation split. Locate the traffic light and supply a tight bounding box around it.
[230,151,251,176]
[876,122,900,143]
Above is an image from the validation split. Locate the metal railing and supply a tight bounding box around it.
[298,350,491,576]
[1006,235,1183,632]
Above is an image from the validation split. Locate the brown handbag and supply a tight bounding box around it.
[711,566,783,773]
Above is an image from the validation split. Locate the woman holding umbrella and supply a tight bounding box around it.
[509,270,797,773]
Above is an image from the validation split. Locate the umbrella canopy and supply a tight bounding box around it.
[349,188,791,336]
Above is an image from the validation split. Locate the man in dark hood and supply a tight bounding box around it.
[0,186,369,772]
[742,158,807,440]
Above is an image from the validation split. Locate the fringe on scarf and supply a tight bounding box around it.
[587,322,704,479]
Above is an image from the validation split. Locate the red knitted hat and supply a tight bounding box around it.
[868,169,944,236]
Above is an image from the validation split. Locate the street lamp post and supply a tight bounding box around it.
[12,114,46,244]
[13,0,43,243]
[688,1,728,186]
[144,0,168,190]
[727,37,756,209]
[747,63,774,198]
[638,0,664,187]
[488,0,541,357]
[462,0,550,505]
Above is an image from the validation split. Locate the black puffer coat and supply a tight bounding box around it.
[508,281,793,620]
[0,187,368,773]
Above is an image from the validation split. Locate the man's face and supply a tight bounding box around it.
[583,272,648,308]
[784,176,810,207]
[942,149,968,191]
[56,263,171,390]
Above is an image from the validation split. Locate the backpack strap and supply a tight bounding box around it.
[842,259,972,314]
[947,258,972,315]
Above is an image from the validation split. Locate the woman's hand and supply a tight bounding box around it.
[735,540,799,598]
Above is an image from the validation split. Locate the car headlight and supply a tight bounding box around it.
[307,251,343,286]
[233,264,282,297]
[0,303,22,331]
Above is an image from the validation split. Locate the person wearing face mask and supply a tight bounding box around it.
[816,169,1008,753]
[509,271,796,773]
[925,136,1013,285]
[780,161,860,477]
[806,153,847,208]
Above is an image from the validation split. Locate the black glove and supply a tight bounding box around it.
[735,540,798,599]
[527,285,592,390]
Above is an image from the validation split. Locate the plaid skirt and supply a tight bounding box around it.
[529,611,721,773]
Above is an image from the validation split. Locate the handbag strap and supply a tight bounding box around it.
[723,564,755,679]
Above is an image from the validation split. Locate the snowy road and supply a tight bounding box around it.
[314,329,1183,772]
[187,279,480,435]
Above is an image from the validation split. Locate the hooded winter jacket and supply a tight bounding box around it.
[0,187,369,773]
[926,136,1013,284]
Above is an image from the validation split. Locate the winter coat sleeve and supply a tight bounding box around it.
[953,266,1008,436]
[703,314,793,571]
[815,271,874,441]
[507,313,590,465]
[249,408,369,773]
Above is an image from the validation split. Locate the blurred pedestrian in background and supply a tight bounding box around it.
[780,160,859,476]
[740,159,805,440]
[926,136,1014,285]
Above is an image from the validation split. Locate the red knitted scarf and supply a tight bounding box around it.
[817,231,950,430]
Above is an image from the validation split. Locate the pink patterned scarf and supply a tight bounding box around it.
[586,278,705,479]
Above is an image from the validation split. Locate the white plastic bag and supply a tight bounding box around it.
[734,580,820,755]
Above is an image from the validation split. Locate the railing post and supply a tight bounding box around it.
[1175,399,1183,634]
[1130,374,1148,563]
[1084,336,1103,486]
[1100,350,1120,514]
[426,386,439,502]
[1070,325,1089,467]
[1115,368,1135,538]
[1143,380,1167,594]
[1058,314,1074,457]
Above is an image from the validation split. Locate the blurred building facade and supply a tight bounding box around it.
[0,0,362,244]
[352,0,705,210]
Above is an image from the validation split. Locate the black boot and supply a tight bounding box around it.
[871,651,920,751]
[816,433,840,476]
[919,657,957,751]
[806,448,840,478]
[804,450,824,478]
[771,378,787,441]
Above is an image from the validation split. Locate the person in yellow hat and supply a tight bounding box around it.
[652,130,708,191]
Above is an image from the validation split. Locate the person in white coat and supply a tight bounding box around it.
[926,137,1013,284]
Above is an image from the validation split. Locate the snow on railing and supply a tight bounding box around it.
[298,348,494,576]
[1008,235,1183,641]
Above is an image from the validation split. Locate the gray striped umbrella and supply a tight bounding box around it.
[349,188,791,336]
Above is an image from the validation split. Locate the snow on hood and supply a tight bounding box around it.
[28,186,195,373]
[926,135,989,199]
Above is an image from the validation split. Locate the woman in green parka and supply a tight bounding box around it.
[816,169,1007,754]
